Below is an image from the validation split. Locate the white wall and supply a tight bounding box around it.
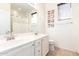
[0,4,10,35]
[45,3,78,52]
[72,4,79,53]
[35,4,46,33]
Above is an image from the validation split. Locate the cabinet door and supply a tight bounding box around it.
[41,36,49,56]
[4,42,35,56]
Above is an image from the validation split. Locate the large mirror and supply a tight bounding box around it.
[11,3,38,34]
[0,3,38,35]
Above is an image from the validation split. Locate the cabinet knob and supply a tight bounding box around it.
[38,50,40,52]
[32,44,35,46]
[38,42,40,44]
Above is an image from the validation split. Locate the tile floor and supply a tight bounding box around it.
[47,47,79,56]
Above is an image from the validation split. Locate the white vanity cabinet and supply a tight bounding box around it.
[4,42,35,56]
[0,35,49,56]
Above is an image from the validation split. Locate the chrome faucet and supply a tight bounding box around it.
[6,31,15,41]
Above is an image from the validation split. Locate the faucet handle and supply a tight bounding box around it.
[6,31,10,34]
[6,36,11,41]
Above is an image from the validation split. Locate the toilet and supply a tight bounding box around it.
[49,40,55,51]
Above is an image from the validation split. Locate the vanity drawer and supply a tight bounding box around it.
[34,39,41,47]
[35,46,41,56]
[34,39,41,56]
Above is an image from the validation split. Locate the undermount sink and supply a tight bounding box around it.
[0,39,7,45]
[0,35,15,45]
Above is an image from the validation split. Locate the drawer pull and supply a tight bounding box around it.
[38,42,40,44]
[38,50,40,52]
[32,44,35,46]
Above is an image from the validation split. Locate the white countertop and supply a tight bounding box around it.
[0,33,47,53]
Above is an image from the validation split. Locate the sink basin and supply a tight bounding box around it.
[0,35,15,45]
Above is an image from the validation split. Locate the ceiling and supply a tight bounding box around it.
[11,3,36,16]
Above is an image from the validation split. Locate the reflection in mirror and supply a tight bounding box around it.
[31,12,38,32]
[0,4,11,35]
[11,3,38,34]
